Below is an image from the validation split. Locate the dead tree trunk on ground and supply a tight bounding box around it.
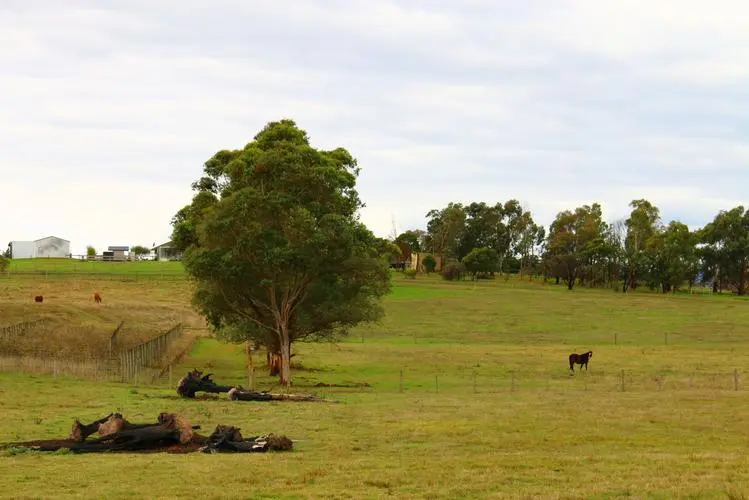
[176,369,235,398]
[200,425,293,453]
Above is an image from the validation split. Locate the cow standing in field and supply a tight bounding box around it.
[93,291,102,304]
[569,351,592,373]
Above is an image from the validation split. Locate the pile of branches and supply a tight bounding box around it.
[1,412,293,454]
[177,369,335,402]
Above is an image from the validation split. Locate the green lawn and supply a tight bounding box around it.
[2,273,749,498]
[7,258,185,275]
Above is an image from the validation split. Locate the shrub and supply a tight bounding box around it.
[441,262,466,281]
[403,268,418,279]
[0,256,8,273]
[462,247,498,280]
[86,245,96,257]
[422,254,437,273]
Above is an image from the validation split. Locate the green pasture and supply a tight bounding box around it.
[3,273,749,498]
[6,258,185,275]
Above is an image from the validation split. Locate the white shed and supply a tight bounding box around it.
[9,236,70,259]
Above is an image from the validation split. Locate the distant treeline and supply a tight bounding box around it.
[388,199,749,294]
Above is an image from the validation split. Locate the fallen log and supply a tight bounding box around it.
[2,412,293,454]
[176,369,336,402]
[200,425,294,453]
[176,369,235,398]
[70,412,179,442]
[227,387,336,403]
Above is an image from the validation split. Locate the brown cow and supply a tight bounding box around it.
[34,295,43,303]
[93,291,102,304]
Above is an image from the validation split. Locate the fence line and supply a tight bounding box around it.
[119,323,184,382]
[384,368,746,394]
[0,355,117,381]
[109,321,125,358]
[0,319,45,341]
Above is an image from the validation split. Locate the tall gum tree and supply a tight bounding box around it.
[172,119,392,386]
[700,206,749,295]
[545,203,606,290]
[624,199,662,291]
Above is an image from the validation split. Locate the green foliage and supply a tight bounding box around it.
[461,247,498,279]
[86,246,96,257]
[130,245,150,260]
[440,261,466,281]
[173,119,392,384]
[425,200,541,274]
[422,254,437,273]
[545,203,606,290]
[403,268,418,279]
[395,230,425,253]
[0,256,8,273]
[645,221,700,293]
[425,202,466,258]
[624,199,663,290]
[374,238,402,262]
[700,205,749,295]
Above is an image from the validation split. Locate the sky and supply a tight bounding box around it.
[1,1,748,255]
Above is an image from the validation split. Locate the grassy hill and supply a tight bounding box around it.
[2,272,749,497]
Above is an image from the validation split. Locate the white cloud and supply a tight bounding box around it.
[1,1,748,254]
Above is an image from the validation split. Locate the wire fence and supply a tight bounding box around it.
[119,323,184,383]
[0,320,189,383]
[0,319,45,341]
[342,367,747,395]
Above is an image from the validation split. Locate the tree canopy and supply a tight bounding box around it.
[172,119,392,385]
[401,196,744,294]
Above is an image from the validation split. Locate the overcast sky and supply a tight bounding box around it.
[2,1,748,255]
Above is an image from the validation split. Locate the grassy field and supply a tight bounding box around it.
[0,262,203,364]
[6,258,185,275]
[2,268,749,498]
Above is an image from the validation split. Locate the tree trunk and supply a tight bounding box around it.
[279,335,291,387]
[739,260,747,296]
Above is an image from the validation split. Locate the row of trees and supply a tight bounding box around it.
[393,199,749,295]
